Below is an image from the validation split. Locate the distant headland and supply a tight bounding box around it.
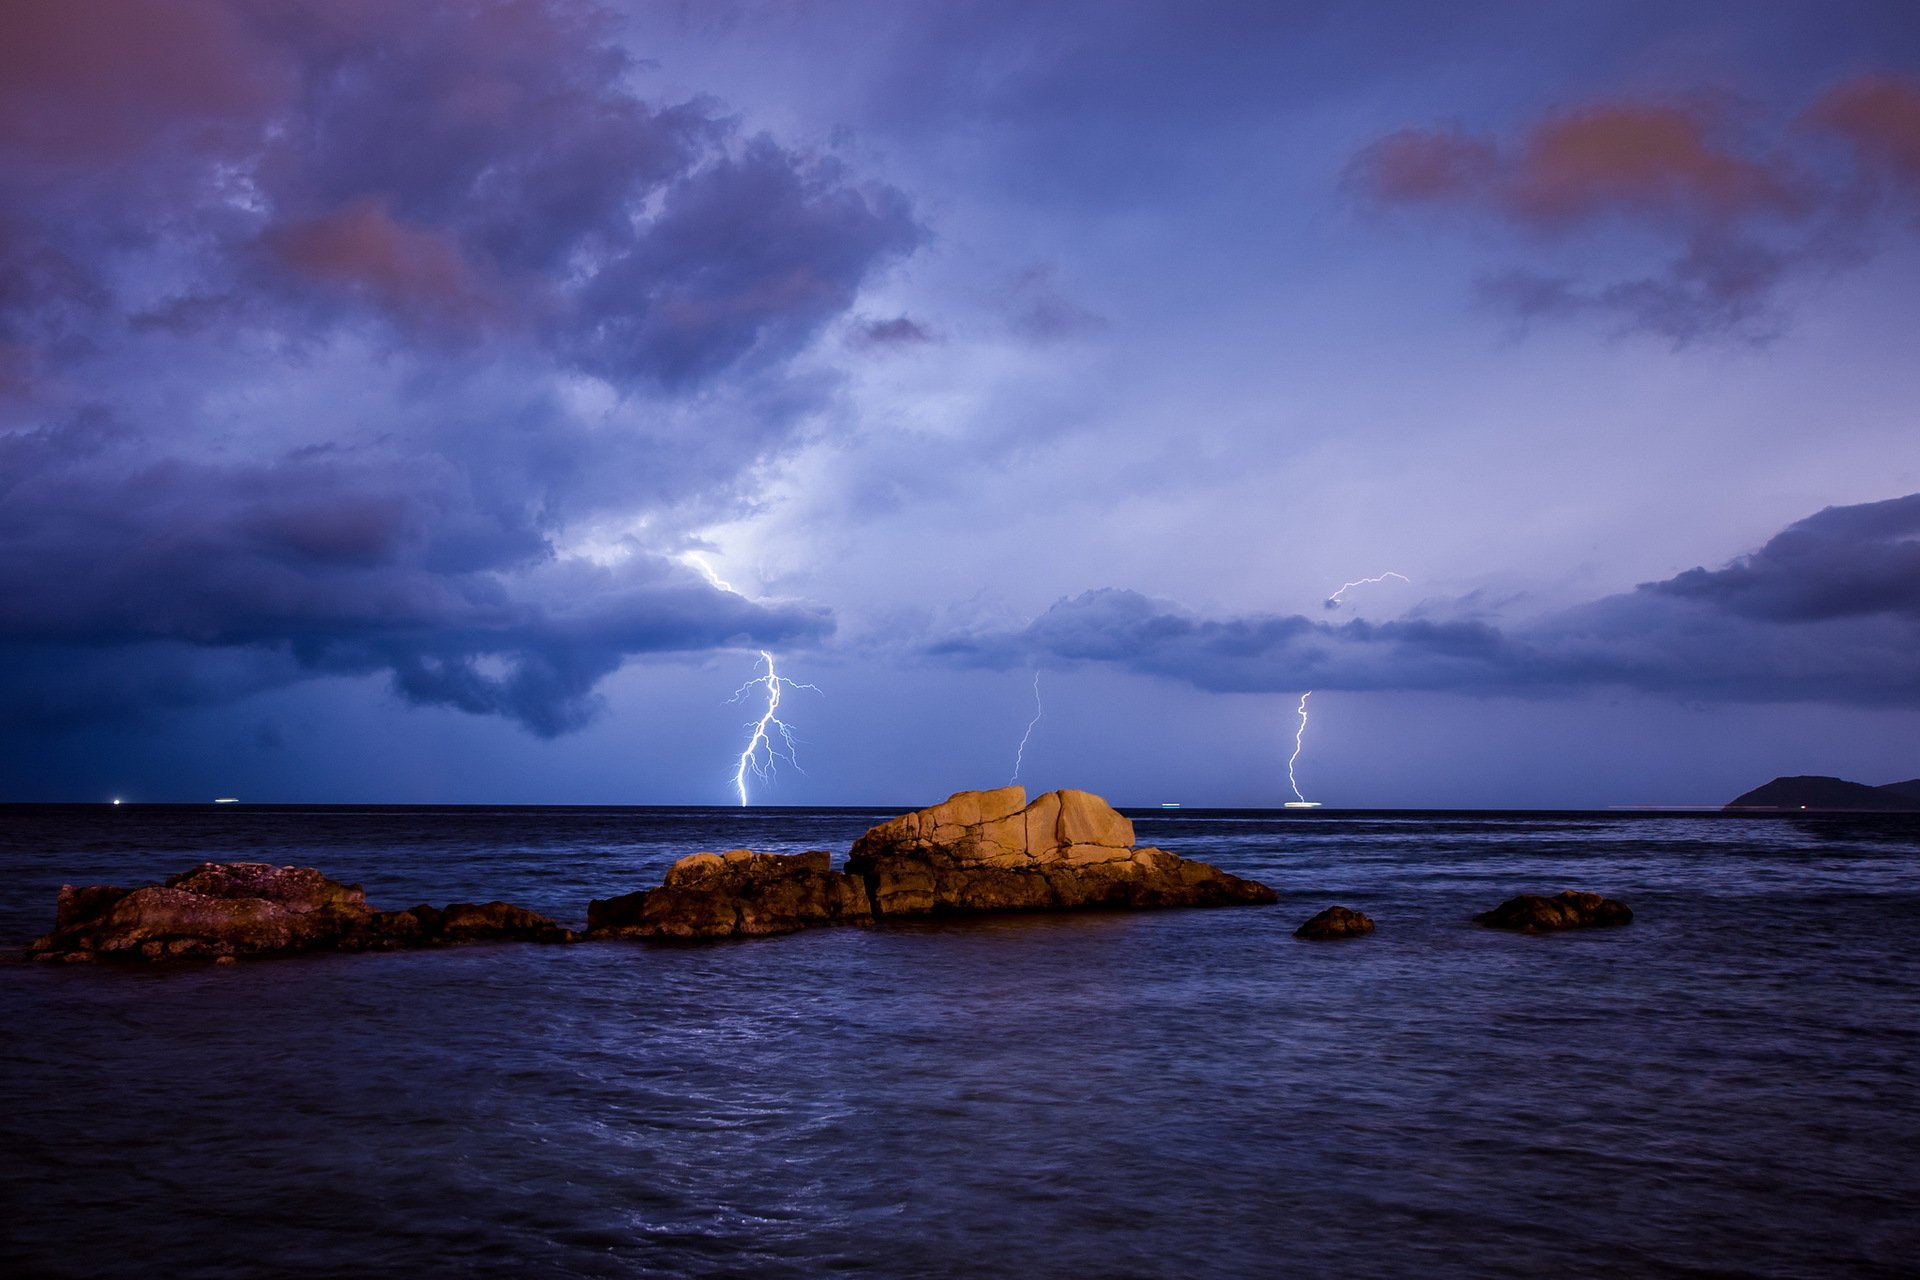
[1725,775,1920,812]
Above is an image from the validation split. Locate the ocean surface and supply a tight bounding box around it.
[3,804,1918,1278]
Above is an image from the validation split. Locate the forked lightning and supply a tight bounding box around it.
[730,650,820,806]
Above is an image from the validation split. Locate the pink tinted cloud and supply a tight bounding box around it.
[1346,127,1498,206]
[1350,99,1804,231]
[1349,79,1920,341]
[1808,74,1920,186]
[261,197,501,329]
[1507,104,1804,228]
[0,0,284,163]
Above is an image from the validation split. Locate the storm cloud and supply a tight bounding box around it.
[0,0,910,733]
[932,494,1920,707]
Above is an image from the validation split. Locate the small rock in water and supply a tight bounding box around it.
[1474,891,1632,932]
[1293,905,1375,940]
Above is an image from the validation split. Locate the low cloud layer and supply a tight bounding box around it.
[932,494,1920,707]
[1348,76,1920,342]
[0,0,909,733]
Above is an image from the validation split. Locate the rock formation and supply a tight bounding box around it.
[32,789,1277,959]
[1474,891,1632,933]
[29,862,575,962]
[1293,905,1375,940]
[586,850,872,940]
[587,788,1276,942]
[843,786,1276,916]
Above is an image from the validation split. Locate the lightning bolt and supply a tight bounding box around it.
[729,650,820,807]
[1287,691,1313,804]
[681,552,738,595]
[1009,671,1043,785]
[1325,570,1409,609]
[1288,571,1409,805]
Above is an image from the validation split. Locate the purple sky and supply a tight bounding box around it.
[5,0,1920,807]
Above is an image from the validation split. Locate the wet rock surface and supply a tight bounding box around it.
[29,862,576,962]
[1475,891,1633,933]
[587,850,873,940]
[845,787,1277,917]
[1293,905,1375,940]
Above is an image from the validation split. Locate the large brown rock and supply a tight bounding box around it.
[845,787,1276,916]
[1474,891,1633,933]
[29,862,577,962]
[586,850,873,940]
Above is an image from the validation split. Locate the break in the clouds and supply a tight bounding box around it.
[933,494,1920,707]
[0,0,913,733]
[1348,75,1920,342]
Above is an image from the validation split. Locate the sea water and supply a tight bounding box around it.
[3,805,1917,1278]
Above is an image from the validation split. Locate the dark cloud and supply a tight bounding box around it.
[0,0,904,736]
[0,411,831,734]
[930,494,1920,707]
[1348,77,1920,342]
[1647,493,1920,622]
[848,315,937,349]
[1002,264,1107,341]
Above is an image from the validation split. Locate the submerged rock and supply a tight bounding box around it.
[844,787,1276,917]
[586,850,873,941]
[1475,891,1633,933]
[1293,906,1375,940]
[29,862,576,962]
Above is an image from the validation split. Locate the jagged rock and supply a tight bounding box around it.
[28,862,577,962]
[845,787,1276,916]
[1475,891,1633,933]
[1293,905,1375,940]
[587,850,873,940]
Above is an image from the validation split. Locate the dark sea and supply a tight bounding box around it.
[3,804,1917,1279]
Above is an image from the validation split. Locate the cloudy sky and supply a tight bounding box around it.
[5,0,1919,807]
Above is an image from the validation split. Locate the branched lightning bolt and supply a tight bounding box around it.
[1010,671,1043,785]
[1284,571,1411,804]
[729,650,821,807]
[1287,691,1313,804]
[1325,570,1409,609]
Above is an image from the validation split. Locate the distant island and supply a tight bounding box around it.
[1726,775,1920,812]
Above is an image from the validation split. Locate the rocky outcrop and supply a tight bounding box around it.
[29,862,576,962]
[1474,891,1633,933]
[1293,905,1375,940]
[586,850,872,940]
[843,787,1276,916]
